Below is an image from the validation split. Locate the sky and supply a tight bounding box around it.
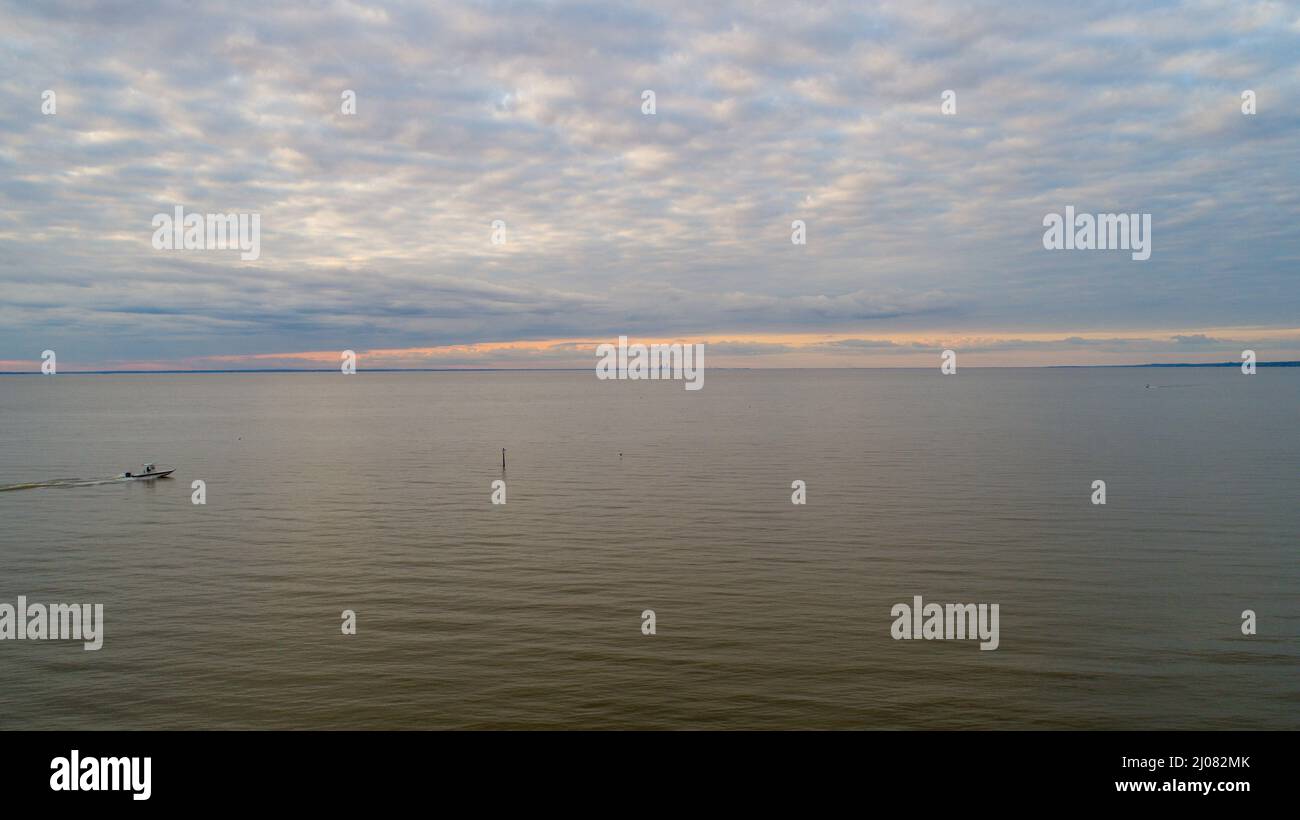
[1,0,1298,370]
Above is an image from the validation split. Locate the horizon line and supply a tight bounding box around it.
[4,361,1298,375]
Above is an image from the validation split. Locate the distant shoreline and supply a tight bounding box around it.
[2,362,1297,375]
[1057,361,1299,368]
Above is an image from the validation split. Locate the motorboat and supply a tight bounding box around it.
[122,463,174,480]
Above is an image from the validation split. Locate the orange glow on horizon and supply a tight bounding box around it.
[5,326,1299,371]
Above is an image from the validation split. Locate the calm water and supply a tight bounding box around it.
[0,369,1295,729]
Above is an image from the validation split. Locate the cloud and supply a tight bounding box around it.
[1,0,1298,367]
[1170,333,1222,346]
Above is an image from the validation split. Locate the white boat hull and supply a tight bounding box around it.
[124,470,174,480]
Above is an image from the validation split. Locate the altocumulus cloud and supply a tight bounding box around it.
[1,0,1298,367]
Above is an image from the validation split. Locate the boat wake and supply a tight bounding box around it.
[0,476,135,492]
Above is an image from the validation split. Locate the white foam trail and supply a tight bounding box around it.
[0,476,130,492]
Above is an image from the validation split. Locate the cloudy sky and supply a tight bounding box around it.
[1,0,1298,369]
